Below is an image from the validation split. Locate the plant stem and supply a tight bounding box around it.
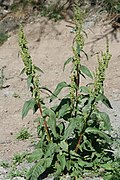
[75,64,80,117]
[38,102,51,141]
[75,133,83,153]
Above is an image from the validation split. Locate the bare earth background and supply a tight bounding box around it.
[0,15,120,171]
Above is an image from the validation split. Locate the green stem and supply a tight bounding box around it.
[75,98,95,153]
[75,65,80,117]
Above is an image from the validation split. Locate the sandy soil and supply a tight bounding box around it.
[0,16,120,163]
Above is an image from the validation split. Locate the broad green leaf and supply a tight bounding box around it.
[22,99,36,119]
[27,74,32,89]
[57,122,65,135]
[34,65,44,73]
[58,103,71,118]
[98,112,112,132]
[80,86,90,94]
[81,65,93,79]
[83,96,95,112]
[27,160,45,180]
[63,118,76,140]
[27,149,43,163]
[57,154,66,170]
[85,127,112,142]
[50,81,69,102]
[70,150,80,158]
[63,57,73,71]
[43,156,53,169]
[78,159,93,168]
[20,67,25,75]
[45,143,57,158]
[64,116,84,140]
[100,163,113,170]
[54,163,62,177]
[66,160,72,171]
[43,108,57,137]
[59,140,68,152]
[97,94,112,109]
[55,98,70,112]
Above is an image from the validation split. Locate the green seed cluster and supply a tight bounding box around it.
[74,5,85,51]
[94,40,112,97]
[70,6,85,112]
[19,25,33,76]
[19,25,41,103]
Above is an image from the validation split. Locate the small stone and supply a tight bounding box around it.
[12,177,26,180]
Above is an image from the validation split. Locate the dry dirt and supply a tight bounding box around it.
[0,16,120,164]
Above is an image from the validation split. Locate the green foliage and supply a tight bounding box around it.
[101,0,120,14]
[0,66,6,89]
[0,161,9,168]
[12,152,28,165]
[16,127,32,140]
[40,4,64,21]
[18,4,120,180]
[0,31,8,45]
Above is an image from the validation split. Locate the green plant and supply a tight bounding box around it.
[12,152,28,165]
[0,66,6,89]
[16,128,32,140]
[100,0,120,14]
[18,4,120,180]
[0,161,9,168]
[40,4,64,21]
[8,167,27,180]
[0,31,8,45]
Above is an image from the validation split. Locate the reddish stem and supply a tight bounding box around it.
[75,133,83,153]
[38,102,51,141]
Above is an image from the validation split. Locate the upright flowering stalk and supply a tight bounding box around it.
[19,25,51,141]
[70,5,85,116]
[94,39,112,98]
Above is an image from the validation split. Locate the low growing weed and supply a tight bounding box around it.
[0,31,8,45]
[16,127,32,140]
[18,4,120,180]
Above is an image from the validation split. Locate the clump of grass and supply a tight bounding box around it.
[0,31,8,45]
[16,128,32,140]
[0,161,9,168]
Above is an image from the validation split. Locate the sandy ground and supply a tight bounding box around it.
[0,16,120,163]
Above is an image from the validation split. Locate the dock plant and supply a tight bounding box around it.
[18,4,120,180]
